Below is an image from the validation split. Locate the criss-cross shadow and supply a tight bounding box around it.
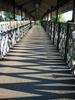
[0,26,75,100]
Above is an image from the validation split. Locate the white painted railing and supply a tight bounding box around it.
[0,20,31,58]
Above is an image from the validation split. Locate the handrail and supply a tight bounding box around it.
[42,20,75,75]
[0,21,31,58]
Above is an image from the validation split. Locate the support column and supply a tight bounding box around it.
[72,0,75,22]
[57,23,61,50]
[56,0,59,22]
[13,0,15,20]
[47,13,49,21]
[47,13,49,34]
[53,0,59,44]
[56,0,60,50]
[24,12,26,20]
[64,24,70,62]
[56,9,58,22]
[46,14,49,32]
[21,7,23,20]
[29,16,32,28]
[50,7,53,39]
[50,7,52,20]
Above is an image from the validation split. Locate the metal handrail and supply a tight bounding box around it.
[42,20,75,75]
[0,21,31,58]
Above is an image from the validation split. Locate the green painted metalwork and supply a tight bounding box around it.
[42,20,75,75]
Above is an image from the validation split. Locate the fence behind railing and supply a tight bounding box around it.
[42,21,75,75]
[0,20,31,58]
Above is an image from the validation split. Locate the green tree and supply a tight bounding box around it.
[51,14,65,22]
[4,11,13,21]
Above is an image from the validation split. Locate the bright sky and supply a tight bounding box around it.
[15,10,73,21]
[47,10,73,22]
[0,10,73,21]
[63,11,73,22]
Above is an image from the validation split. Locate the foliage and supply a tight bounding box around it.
[51,14,65,22]
[4,11,13,21]
[35,21,41,26]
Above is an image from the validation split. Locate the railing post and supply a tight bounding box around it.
[64,23,70,62]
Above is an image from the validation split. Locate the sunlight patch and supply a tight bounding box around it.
[0,88,41,99]
[0,75,40,83]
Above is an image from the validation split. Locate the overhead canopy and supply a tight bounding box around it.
[0,0,73,20]
[15,0,72,19]
[15,0,57,19]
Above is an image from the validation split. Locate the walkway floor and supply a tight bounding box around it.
[0,26,75,100]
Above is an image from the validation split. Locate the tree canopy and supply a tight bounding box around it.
[4,11,13,21]
[51,14,65,22]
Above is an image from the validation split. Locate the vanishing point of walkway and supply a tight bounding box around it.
[0,26,75,100]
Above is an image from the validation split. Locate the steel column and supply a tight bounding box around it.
[64,24,69,62]
[57,23,61,50]
[13,0,15,20]
[21,7,23,20]
[72,0,75,22]
[56,0,59,22]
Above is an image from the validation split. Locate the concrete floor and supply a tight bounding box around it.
[0,26,75,100]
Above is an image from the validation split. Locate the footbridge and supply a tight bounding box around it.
[0,0,75,99]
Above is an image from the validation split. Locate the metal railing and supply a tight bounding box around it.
[0,21,31,58]
[42,21,75,75]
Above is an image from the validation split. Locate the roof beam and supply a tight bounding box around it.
[18,0,32,6]
[41,0,71,19]
[29,8,36,13]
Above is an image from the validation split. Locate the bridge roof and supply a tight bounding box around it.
[0,0,73,19]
